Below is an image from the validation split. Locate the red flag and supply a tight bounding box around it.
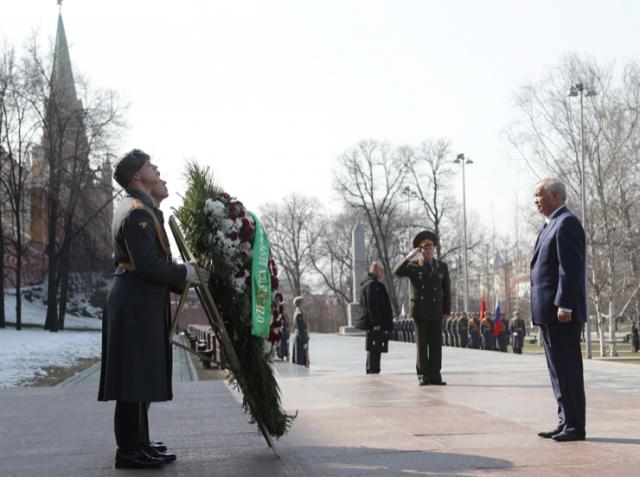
[480,292,486,321]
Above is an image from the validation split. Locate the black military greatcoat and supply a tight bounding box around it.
[98,189,187,403]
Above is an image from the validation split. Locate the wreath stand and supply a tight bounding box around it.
[167,216,281,458]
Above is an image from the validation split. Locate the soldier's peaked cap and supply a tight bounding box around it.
[413,230,438,248]
[113,149,150,189]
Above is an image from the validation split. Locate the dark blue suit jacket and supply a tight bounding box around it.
[530,206,587,325]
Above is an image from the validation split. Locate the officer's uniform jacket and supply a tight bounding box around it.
[394,257,451,321]
[98,189,187,403]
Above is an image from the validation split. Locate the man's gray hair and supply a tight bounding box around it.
[369,260,383,273]
[538,178,567,200]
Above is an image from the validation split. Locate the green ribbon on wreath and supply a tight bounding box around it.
[250,212,272,339]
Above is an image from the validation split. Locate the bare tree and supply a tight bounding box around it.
[18,33,124,331]
[0,44,9,330]
[0,44,41,329]
[508,54,640,356]
[260,193,323,297]
[308,208,356,323]
[404,139,456,259]
[333,140,409,313]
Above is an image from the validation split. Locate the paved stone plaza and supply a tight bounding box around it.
[1,334,640,476]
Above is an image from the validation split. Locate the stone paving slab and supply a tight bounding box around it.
[1,334,640,476]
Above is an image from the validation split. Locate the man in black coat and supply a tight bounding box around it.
[360,260,394,374]
[531,178,587,442]
[98,149,208,468]
[394,230,451,385]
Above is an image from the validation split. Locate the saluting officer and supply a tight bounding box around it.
[98,149,208,469]
[510,311,526,354]
[394,230,451,385]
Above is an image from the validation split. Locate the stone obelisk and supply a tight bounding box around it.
[340,223,366,335]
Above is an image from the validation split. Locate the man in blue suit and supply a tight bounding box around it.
[530,178,587,442]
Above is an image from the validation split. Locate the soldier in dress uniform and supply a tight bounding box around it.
[497,313,510,352]
[452,314,461,347]
[510,311,526,354]
[392,317,399,341]
[292,296,310,367]
[458,312,470,348]
[468,313,482,349]
[394,230,451,385]
[444,314,452,346]
[481,311,495,350]
[98,149,208,469]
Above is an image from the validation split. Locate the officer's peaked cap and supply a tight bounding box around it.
[413,230,438,248]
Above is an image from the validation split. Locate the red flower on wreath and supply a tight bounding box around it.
[239,219,254,241]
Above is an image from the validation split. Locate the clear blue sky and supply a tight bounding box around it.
[3,0,640,233]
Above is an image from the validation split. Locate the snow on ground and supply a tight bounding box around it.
[1,291,102,388]
[0,328,101,388]
[3,289,102,330]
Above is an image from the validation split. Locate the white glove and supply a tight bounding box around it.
[185,263,210,285]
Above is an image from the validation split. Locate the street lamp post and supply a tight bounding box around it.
[569,82,597,359]
[454,153,473,313]
[403,186,413,317]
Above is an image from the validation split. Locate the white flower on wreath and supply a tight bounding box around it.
[234,276,246,292]
[222,218,235,233]
[222,241,238,258]
[204,199,226,217]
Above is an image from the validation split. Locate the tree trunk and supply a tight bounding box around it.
[57,260,69,330]
[44,197,59,332]
[607,257,617,356]
[14,194,21,330]
[592,293,607,357]
[0,202,5,329]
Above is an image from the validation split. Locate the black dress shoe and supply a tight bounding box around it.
[552,430,586,442]
[145,446,177,462]
[115,448,165,469]
[149,441,168,452]
[537,427,564,438]
[429,379,447,385]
